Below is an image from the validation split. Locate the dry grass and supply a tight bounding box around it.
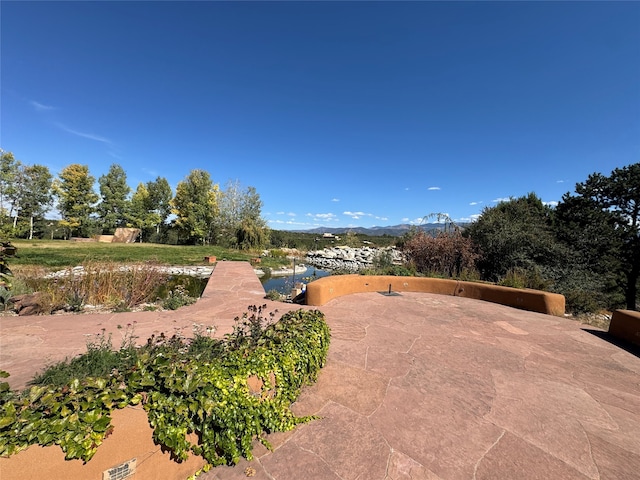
[23,262,170,312]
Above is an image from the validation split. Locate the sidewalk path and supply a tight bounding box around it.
[2,262,639,479]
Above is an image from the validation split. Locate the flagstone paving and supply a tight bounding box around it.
[1,262,639,479]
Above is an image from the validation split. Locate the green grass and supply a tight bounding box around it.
[9,239,288,270]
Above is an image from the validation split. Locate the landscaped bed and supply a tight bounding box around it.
[0,307,330,472]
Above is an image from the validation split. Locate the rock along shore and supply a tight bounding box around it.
[305,246,403,272]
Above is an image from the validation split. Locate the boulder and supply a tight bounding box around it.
[10,292,49,316]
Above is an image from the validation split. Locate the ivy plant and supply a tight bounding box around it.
[0,307,330,467]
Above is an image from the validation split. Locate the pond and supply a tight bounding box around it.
[260,266,331,294]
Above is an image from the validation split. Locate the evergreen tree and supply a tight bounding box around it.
[556,163,640,310]
[465,193,563,284]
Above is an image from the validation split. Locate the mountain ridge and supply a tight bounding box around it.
[291,223,468,237]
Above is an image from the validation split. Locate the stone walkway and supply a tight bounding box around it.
[2,262,640,479]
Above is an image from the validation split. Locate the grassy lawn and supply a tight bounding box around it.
[8,239,289,270]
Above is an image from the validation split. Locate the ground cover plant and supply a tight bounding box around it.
[0,307,330,467]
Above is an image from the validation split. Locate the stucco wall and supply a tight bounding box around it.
[305,275,565,316]
[0,406,205,480]
[608,310,640,347]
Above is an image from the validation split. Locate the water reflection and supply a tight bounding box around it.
[260,267,331,294]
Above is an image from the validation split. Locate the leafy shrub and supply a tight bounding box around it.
[30,325,139,387]
[162,285,196,310]
[265,289,282,301]
[498,267,551,291]
[564,290,608,315]
[402,230,478,278]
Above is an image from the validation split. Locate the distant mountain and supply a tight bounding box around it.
[293,223,468,237]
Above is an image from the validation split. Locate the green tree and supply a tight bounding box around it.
[146,177,173,237]
[15,164,53,239]
[235,185,269,249]
[54,164,99,238]
[128,183,160,242]
[171,170,219,245]
[465,193,563,285]
[0,151,21,234]
[216,180,243,246]
[216,181,269,249]
[97,164,131,234]
[556,163,640,310]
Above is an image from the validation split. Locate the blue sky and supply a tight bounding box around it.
[2,1,639,230]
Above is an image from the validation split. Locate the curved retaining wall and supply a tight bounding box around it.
[608,310,640,347]
[0,406,206,480]
[305,275,565,317]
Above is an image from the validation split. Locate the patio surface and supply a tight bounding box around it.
[2,262,640,479]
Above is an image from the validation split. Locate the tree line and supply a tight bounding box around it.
[401,163,640,312]
[0,150,269,248]
[2,149,637,312]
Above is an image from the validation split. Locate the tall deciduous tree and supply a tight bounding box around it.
[171,170,219,245]
[97,164,131,234]
[556,163,640,310]
[217,181,269,249]
[16,164,53,239]
[129,183,160,242]
[0,151,21,233]
[54,164,99,238]
[146,177,172,236]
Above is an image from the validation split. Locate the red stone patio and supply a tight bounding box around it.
[1,262,639,479]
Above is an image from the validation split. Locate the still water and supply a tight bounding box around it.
[260,266,331,294]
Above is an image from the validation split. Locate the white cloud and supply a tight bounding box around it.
[30,100,54,111]
[469,201,483,206]
[305,213,338,222]
[55,122,112,144]
[427,186,441,191]
[287,212,296,217]
[331,198,340,202]
[492,197,511,203]
[268,219,317,227]
[276,211,285,215]
[543,201,558,207]
[404,187,410,191]
[344,211,366,218]
[556,180,565,183]
[456,214,481,223]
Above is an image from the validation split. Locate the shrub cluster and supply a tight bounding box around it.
[0,307,330,467]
